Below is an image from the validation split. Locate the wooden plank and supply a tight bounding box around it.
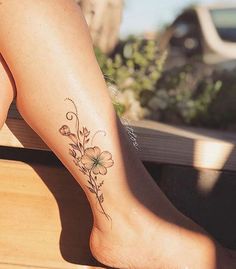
[131,120,236,171]
[0,159,104,269]
[0,118,48,150]
[0,263,66,269]
[0,264,52,269]
[0,264,104,269]
[1,102,236,171]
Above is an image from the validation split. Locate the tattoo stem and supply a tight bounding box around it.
[89,171,111,221]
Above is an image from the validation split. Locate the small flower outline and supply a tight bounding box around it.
[81,146,114,175]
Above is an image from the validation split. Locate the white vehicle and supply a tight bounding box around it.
[162,4,236,67]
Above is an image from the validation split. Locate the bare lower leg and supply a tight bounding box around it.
[0,1,234,268]
[0,53,16,128]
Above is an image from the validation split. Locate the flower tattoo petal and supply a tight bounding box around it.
[99,151,114,168]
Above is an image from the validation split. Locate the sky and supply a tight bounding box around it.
[119,0,235,37]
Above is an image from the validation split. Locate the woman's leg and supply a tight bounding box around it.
[0,1,234,268]
[0,53,16,128]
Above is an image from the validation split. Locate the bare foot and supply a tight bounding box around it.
[90,184,234,269]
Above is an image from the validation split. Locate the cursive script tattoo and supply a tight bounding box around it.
[59,98,114,220]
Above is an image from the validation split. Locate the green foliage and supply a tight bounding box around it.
[144,63,223,124]
[95,37,167,119]
[95,37,167,96]
[193,69,236,129]
[95,37,236,130]
[147,62,236,130]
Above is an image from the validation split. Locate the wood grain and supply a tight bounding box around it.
[0,159,104,269]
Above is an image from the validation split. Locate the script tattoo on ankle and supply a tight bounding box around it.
[59,98,113,221]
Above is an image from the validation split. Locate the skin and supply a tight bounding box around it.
[0,53,16,128]
[0,1,235,268]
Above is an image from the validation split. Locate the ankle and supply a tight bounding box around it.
[92,190,157,233]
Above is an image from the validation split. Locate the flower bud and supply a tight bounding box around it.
[59,125,71,136]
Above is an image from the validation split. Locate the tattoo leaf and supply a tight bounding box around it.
[99,194,104,203]
[87,187,96,193]
[73,159,79,166]
[88,180,94,188]
[69,148,77,158]
[79,168,86,174]
[85,131,90,137]
[69,143,80,150]
[98,180,104,190]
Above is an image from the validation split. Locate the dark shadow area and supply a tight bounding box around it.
[222,145,236,173]
[32,164,97,266]
[158,164,236,250]
[212,146,236,249]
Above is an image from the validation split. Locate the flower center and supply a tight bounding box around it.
[92,157,100,166]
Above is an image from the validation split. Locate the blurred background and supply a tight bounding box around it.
[77,0,236,131]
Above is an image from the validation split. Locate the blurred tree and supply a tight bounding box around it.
[76,0,123,54]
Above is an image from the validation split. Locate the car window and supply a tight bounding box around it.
[210,8,236,42]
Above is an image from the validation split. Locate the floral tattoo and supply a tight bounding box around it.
[59,98,114,220]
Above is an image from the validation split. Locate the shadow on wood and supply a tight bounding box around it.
[0,147,104,268]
